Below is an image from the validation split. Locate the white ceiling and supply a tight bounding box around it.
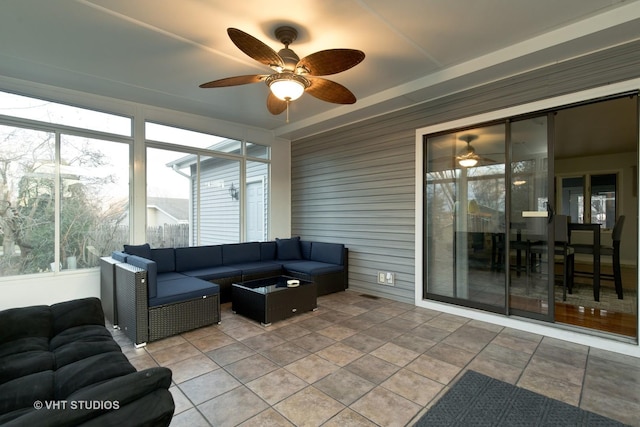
[1,0,640,140]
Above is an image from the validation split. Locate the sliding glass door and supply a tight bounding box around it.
[424,123,508,313]
[424,115,554,321]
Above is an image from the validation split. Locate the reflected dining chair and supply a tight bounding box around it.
[527,215,574,301]
[601,215,625,299]
[554,215,575,301]
[571,215,625,300]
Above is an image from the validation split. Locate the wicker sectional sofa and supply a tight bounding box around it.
[107,237,347,346]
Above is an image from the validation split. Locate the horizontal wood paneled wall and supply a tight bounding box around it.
[291,40,640,303]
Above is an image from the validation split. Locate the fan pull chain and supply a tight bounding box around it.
[286,99,290,123]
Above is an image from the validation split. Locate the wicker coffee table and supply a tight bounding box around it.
[232,276,317,325]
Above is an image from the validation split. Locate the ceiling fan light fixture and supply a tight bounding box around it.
[266,73,308,101]
[458,157,479,168]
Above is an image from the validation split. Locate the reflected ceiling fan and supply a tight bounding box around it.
[199,26,365,121]
[456,135,482,167]
[430,134,499,169]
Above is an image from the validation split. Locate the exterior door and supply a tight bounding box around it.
[246,180,265,241]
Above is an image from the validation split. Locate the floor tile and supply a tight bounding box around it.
[381,368,444,406]
[206,342,255,366]
[169,407,210,427]
[149,341,201,365]
[241,332,287,352]
[345,354,400,384]
[341,332,386,353]
[198,386,268,427]
[261,341,310,366]
[313,369,376,405]
[237,408,295,426]
[350,386,421,427]
[224,353,279,383]
[179,369,241,405]
[246,368,308,405]
[316,342,364,366]
[165,353,219,384]
[285,354,340,383]
[405,354,461,384]
[370,342,420,367]
[290,332,335,353]
[169,385,193,415]
[391,332,437,353]
[322,408,378,427]
[273,386,344,426]
[425,342,477,367]
[316,324,358,341]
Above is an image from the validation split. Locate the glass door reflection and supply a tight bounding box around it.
[425,124,507,313]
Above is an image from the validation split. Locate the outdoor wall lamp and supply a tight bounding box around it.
[229,183,239,201]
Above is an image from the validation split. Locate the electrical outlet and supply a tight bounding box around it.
[377,272,386,284]
[386,272,395,286]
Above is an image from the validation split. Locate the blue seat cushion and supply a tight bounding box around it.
[181,266,242,282]
[149,277,220,307]
[276,237,302,260]
[157,272,187,283]
[233,262,283,276]
[283,260,344,275]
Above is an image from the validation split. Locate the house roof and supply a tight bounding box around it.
[147,197,189,222]
[0,1,639,139]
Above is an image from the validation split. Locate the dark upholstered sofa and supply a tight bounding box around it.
[0,297,174,426]
[109,238,347,346]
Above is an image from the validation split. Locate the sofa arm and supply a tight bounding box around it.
[115,263,149,346]
[50,298,105,336]
[125,255,157,299]
[3,368,174,427]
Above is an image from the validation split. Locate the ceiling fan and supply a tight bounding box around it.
[199,26,365,120]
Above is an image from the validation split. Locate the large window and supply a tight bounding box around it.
[0,92,131,276]
[146,123,269,246]
[0,90,272,278]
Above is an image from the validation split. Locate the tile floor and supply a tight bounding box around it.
[110,291,640,427]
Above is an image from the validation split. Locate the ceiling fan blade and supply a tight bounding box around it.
[199,75,266,88]
[306,77,357,104]
[267,93,287,115]
[297,49,365,76]
[227,28,284,68]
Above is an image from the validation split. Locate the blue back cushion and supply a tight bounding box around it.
[223,242,261,265]
[310,242,344,265]
[123,243,152,259]
[276,237,302,260]
[150,248,175,273]
[300,240,312,260]
[260,241,277,261]
[175,246,222,272]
